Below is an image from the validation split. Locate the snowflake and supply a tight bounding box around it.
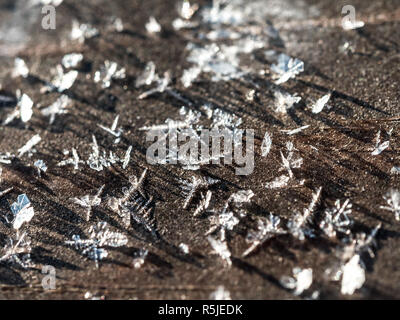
[243,214,286,257]
[0,232,33,269]
[65,222,128,268]
[380,189,400,220]
[319,199,353,238]
[71,185,105,221]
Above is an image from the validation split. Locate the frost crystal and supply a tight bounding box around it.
[62,53,83,69]
[132,249,148,269]
[97,115,123,144]
[9,194,35,230]
[210,286,231,300]
[138,72,171,100]
[390,166,400,175]
[0,232,32,268]
[193,190,212,216]
[261,131,272,157]
[320,199,353,238]
[243,214,286,257]
[312,93,331,114]
[41,95,71,124]
[371,130,389,155]
[180,176,220,209]
[34,159,47,177]
[0,152,13,164]
[87,135,119,171]
[135,62,156,88]
[44,65,78,93]
[273,91,301,114]
[94,61,126,89]
[71,20,99,43]
[145,16,162,34]
[18,134,41,157]
[179,243,189,254]
[265,175,290,189]
[287,187,322,240]
[207,235,231,267]
[281,125,310,135]
[4,93,33,125]
[281,268,313,296]
[341,254,365,295]
[122,146,132,169]
[71,185,104,221]
[178,0,198,20]
[381,189,400,220]
[66,222,128,268]
[57,148,83,170]
[12,57,29,78]
[271,54,304,84]
[0,187,13,198]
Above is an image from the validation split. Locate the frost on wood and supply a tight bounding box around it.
[41,95,71,124]
[65,222,128,268]
[94,61,126,89]
[210,286,231,300]
[0,232,32,269]
[71,185,104,222]
[319,199,353,238]
[271,53,304,84]
[381,189,400,221]
[243,214,286,257]
[9,194,35,230]
[18,134,41,157]
[280,267,313,296]
[207,235,231,267]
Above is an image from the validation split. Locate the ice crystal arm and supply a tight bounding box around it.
[261,131,272,157]
[312,94,331,114]
[18,134,41,157]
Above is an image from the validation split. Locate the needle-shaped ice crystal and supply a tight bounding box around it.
[281,125,310,135]
[320,199,353,238]
[94,61,126,89]
[312,93,331,114]
[71,185,105,221]
[261,131,272,157]
[243,214,286,257]
[9,194,35,230]
[271,54,304,84]
[41,95,71,124]
[381,189,400,220]
[0,232,32,268]
[34,159,47,177]
[97,115,123,144]
[57,148,83,170]
[18,134,41,157]
[3,93,33,125]
[122,146,132,169]
[371,130,389,155]
[66,222,128,268]
[273,91,301,114]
